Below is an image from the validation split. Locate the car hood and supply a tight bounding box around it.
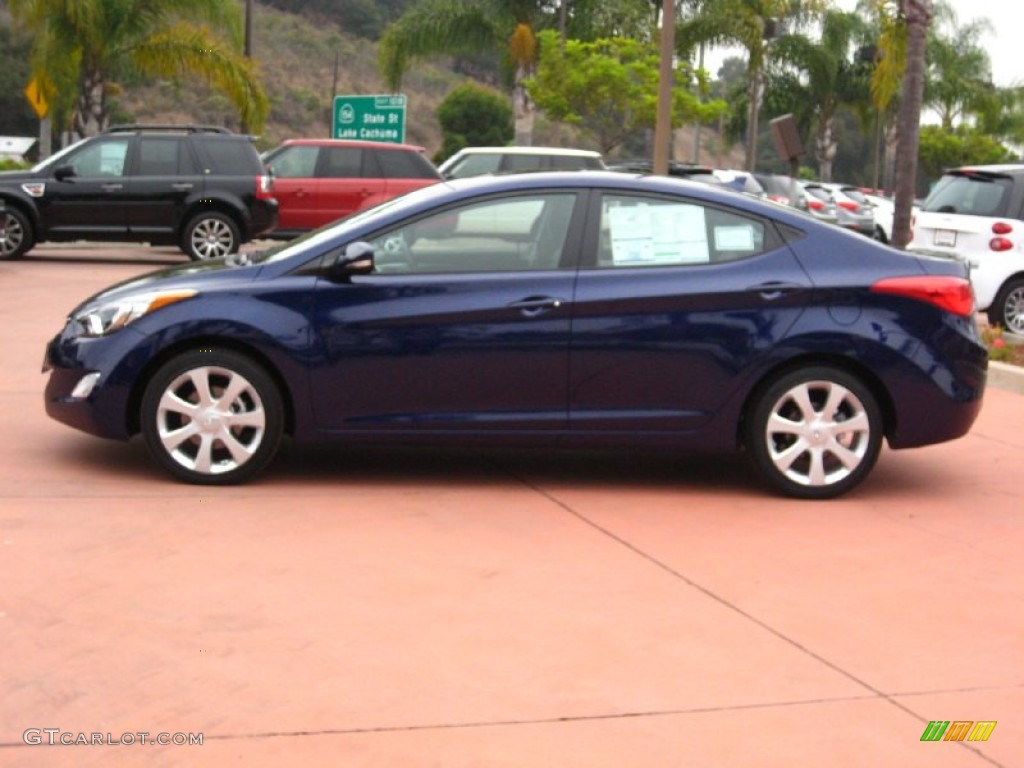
[70,254,263,315]
[0,168,41,184]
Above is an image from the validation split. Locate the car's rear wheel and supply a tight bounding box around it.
[141,349,283,484]
[988,278,1024,336]
[0,207,33,260]
[182,212,240,261]
[746,366,882,499]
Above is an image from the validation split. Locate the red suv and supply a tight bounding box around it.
[261,139,441,237]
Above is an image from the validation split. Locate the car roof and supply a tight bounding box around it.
[278,138,426,152]
[450,146,602,158]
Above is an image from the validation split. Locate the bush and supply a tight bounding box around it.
[434,83,513,164]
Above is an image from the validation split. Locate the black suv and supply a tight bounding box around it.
[0,124,278,261]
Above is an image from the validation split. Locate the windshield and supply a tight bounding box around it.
[31,137,90,173]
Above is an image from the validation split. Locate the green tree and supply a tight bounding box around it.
[8,0,269,137]
[435,82,514,163]
[528,30,725,154]
[917,125,1015,192]
[679,0,826,170]
[379,0,551,145]
[924,8,993,131]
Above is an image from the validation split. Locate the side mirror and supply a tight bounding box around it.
[54,165,77,182]
[328,241,375,282]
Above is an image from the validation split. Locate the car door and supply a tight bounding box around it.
[41,136,133,236]
[569,190,812,437]
[314,145,376,226]
[264,144,322,232]
[309,191,582,435]
[127,136,204,238]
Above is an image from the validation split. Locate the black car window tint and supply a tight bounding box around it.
[596,194,767,267]
[136,137,195,176]
[369,193,576,274]
[376,149,433,179]
[68,139,130,177]
[503,154,544,172]
[268,146,319,178]
[200,137,261,175]
[321,147,364,179]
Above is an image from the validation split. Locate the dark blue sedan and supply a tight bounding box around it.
[43,172,988,498]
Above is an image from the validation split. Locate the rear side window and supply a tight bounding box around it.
[596,194,769,267]
[375,148,439,179]
[136,138,198,176]
[502,154,546,173]
[924,173,1013,217]
[198,136,261,175]
[321,146,365,178]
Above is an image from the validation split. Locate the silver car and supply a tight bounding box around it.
[804,182,876,237]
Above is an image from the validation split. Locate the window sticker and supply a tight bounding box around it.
[714,225,756,251]
[607,203,709,265]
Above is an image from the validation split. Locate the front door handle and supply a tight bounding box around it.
[100,183,124,191]
[508,296,565,317]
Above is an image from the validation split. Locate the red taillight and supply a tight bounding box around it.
[768,194,788,203]
[992,221,1013,235]
[989,237,1013,251]
[256,174,274,200]
[837,200,860,212]
[807,199,825,211]
[870,276,975,316]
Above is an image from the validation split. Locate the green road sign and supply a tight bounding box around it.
[333,94,406,144]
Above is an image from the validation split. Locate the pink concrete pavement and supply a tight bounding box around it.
[0,245,1021,767]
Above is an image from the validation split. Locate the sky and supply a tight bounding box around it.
[705,0,1023,89]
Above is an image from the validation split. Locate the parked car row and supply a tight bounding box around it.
[0,128,613,261]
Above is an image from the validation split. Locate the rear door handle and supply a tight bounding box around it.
[508,296,565,317]
[100,183,124,191]
[748,281,803,300]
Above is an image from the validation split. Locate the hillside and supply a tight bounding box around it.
[2,0,742,166]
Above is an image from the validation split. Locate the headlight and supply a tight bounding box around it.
[74,290,198,337]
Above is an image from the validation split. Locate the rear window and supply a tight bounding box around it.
[923,173,1013,217]
[198,136,261,175]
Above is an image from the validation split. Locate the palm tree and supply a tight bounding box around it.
[924,11,993,131]
[679,0,826,171]
[379,0,552,145]
[768,10,869,181]
[890,0,932,249]
[8,0,269,137]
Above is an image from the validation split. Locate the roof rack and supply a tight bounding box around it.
[103,124,234,135]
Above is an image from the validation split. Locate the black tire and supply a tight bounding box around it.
[746,366,883,499]
[181,211,240,261]
[987,278,1024,336]
[0,207,34,260]
[140,349,283,484]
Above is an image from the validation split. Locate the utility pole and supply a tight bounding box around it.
[240,0,254,134]
[653,0,675,175]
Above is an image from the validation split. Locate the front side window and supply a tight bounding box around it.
[596,194,766,267]
[267,146,319,178]
[367,193,577,274]
[322,147,365,178]
[66,139,130,177]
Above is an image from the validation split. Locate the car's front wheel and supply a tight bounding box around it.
[140,349,283,484]
[0,207,34,260]
[746,366,882,499]
[182,212,240,261]
[988,278,1024,336]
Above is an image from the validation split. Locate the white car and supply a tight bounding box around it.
[863,193,894,243]
[437,146,605,179]
[910,165,1024,334]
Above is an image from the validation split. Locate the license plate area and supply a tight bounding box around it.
[934,229,957,247]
